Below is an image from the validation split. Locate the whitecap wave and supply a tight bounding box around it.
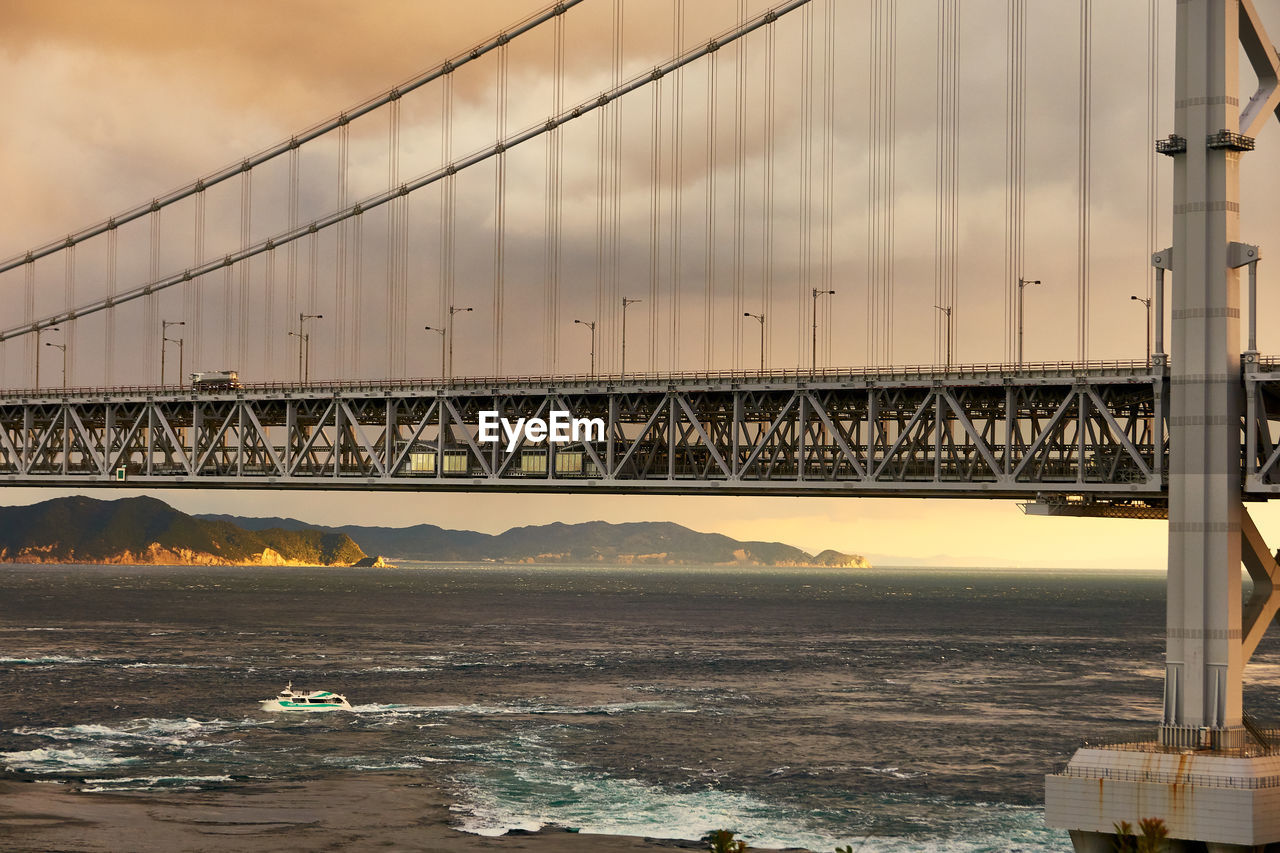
[350,699,689,717]
[0,655,100,665]
[323,755,450,771]
[14,716,251,752]
[859,764,928,780]
[80,774,233,792]
[2,746,137,773]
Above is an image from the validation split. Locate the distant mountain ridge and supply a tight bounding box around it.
[0,496,366,566]
[195,513,870,568]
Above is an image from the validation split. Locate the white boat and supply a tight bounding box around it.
[259,682,352,712]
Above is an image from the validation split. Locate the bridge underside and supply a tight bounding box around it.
[0,364,1206,497]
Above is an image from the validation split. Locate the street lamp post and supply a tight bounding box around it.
[446,305,473,381]
[45,342,67,390]
[934,304,953,370]
[1016,278,1041,367]
[423,326,445,379]
[160,319,185,385]
[811,289,835,374]
[164,336,185,387]
[34,325,60,391]
[620,297,642,380]
[574,319,597,377]
[743,312,766,373]
[1130,295,1153,365]
[290,313,323,383]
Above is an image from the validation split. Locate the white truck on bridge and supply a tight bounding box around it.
[189,370,241,391]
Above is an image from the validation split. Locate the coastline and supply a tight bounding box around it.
[0,774,783,852]
[0,544,346,568]
[0,557,867,570]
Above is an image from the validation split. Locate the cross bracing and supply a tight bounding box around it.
[1244,358,1280,494]
[0,363,1174,498]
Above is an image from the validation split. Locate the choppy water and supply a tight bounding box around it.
[3,564,1279,851]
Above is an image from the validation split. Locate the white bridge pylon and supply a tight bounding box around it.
[1047,2,1280,850]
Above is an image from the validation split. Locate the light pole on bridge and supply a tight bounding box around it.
[1015,278,1040,367]
[446,305,473,381]
[620,297,641,381]
[33,325,60,392]
[811,289,835,375]
[160,319,185,385]
[423,326,445,380]
[1129,294,1152,365]
[934,304,953,370]
[574,319,597,377]
[743,312,765,373]
[290,313,323,384]
[44,341,67,390]
[164,335,185,387]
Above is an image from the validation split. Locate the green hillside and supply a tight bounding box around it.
[0,496,365,566]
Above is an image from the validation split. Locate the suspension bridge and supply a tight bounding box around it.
[6,0,1280,849]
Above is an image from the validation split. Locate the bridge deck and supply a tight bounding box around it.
[0,360,1191,498]
[2,358,1277,499]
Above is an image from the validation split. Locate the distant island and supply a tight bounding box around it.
[198,512,871,568]
[0,495,870,568]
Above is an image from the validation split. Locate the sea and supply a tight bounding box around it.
[3,564,1278,852]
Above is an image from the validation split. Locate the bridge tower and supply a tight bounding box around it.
[1046,1,1280,850]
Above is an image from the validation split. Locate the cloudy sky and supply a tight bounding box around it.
[2,0,1280,567]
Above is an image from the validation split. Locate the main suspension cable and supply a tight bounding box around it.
[0,0,586,277]
[1,0,814,344]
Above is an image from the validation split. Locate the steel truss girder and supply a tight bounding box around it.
[0,373,1166,496]
[1244,370,1280,493]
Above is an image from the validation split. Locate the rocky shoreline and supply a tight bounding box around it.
[0,543,346,567]
[0,775,796,853]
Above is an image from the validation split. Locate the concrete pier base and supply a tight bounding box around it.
[1066,830,1113,853]
[1046,745,1280,851]
[1065,830,1220,852]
